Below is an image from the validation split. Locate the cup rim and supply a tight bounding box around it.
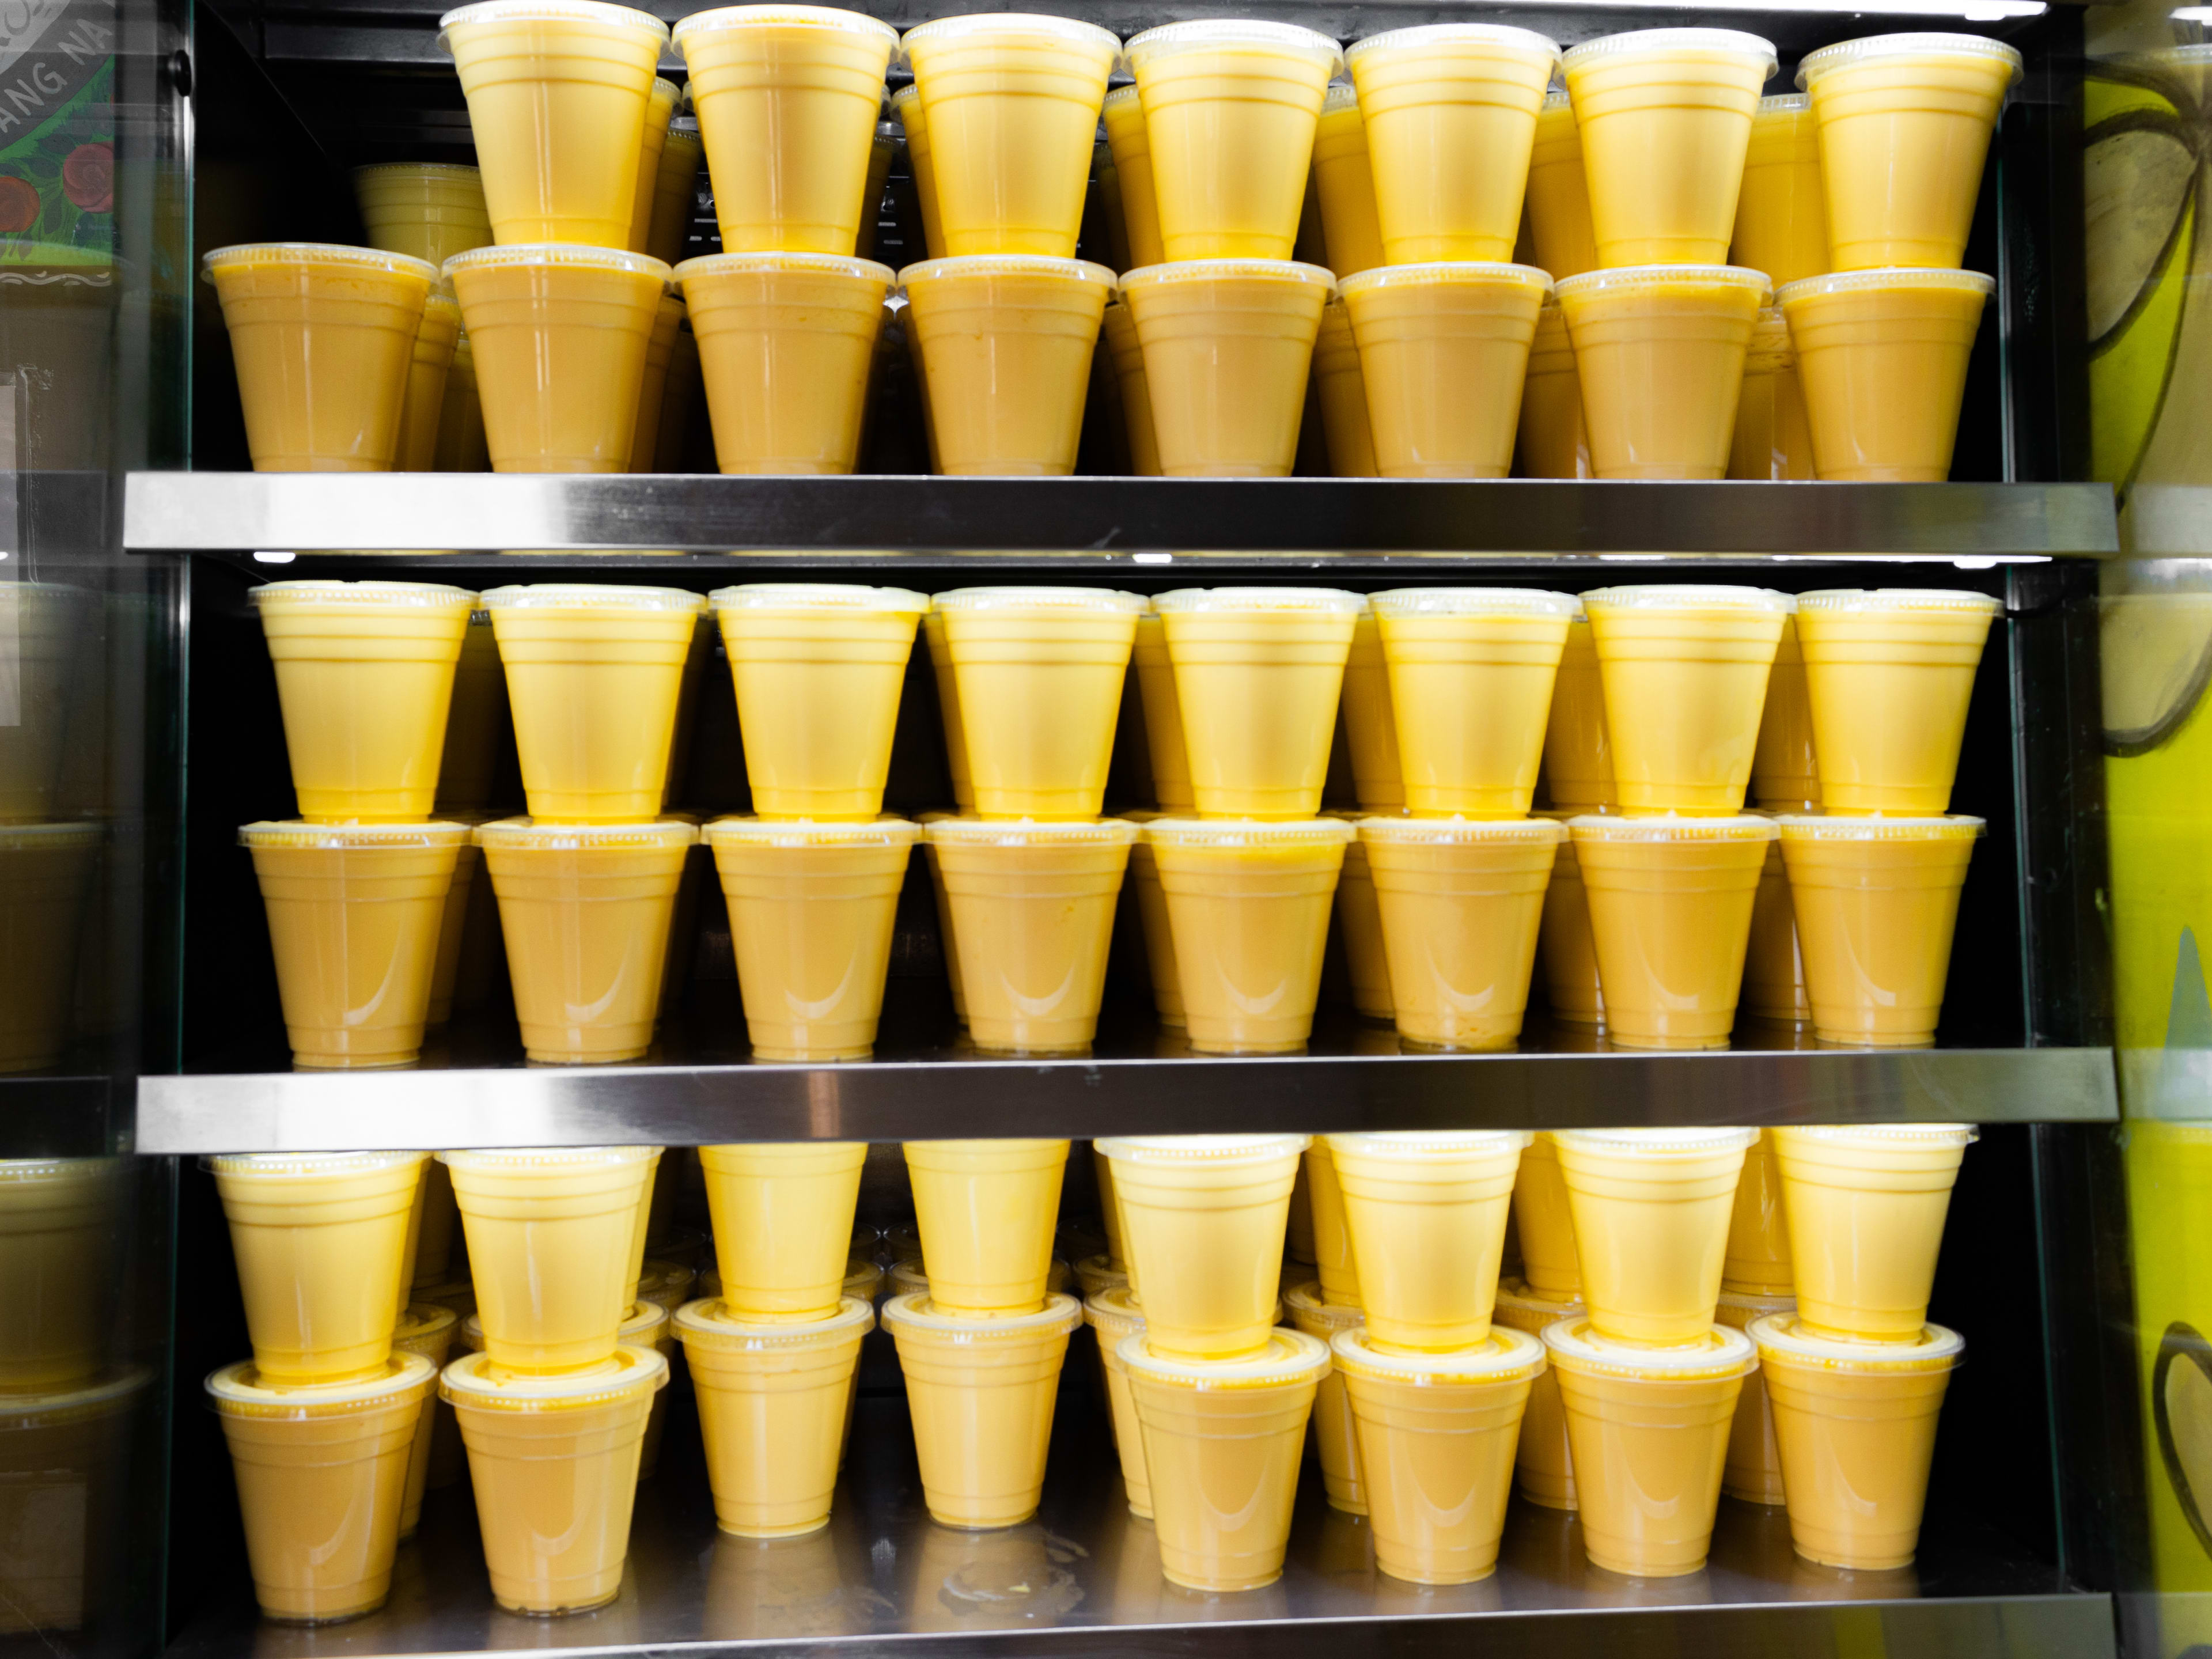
[1775,268,1995,306]
[1332,1324,1546,1384]
[1495,1279,1584,1317]
[438,0,668,46]
[672,3,898,49]
[478,582,706,611]
[675,250,895,287]
[439,1343,668,1410]
[1356,816,1567,847]
[1756,91,1810,113]
[208,1350,439,1412]
[438,1144,661,1169]
[1123,17,1343,77]
[1347,21,1559,67]
[675,1293,876,1349]
[237,820,476,851]
[200,241,440,285]
[1152,585,1366,616]
[900,11,1120,58]
[0,821,104,849]
[896,253,1118,291]
[351,161,484,181]
[1715,1287,1797,1319]
[395,1302,462,1345]
[1117,1326,1331,1388]
[704,816,922,850]
[1772,1122,1980,1146]
[472,818,700,851]
[1120,257,1336,294]
[1320,79,1358,113]
[619,1300,672,1346]
[1281,1280,1367,1330]
[880,1289,1083,1339]
[1551,1125,1763,1154]
[203,1149,430,1177]
[1369,585,1579,619]
[922,817,1140,848]
[1748,1312,1965,1370]
[1336,260,1552,299]
[931,585,1147,615]
[1581,582,1794,614]
[1567,815,1779,843]
[710,580,928,613]
[1774,814,1987,841]
[1796,586,2004,616]
[1560,26,1777,78]
[1326,1128,1536,1162]
[442,244,673,283]
[1554,264,1771,302]
[1542,1316,1758,1379]
[249,577,478,609]
[1142,817,1357,849]
[1096,1132,1312,1163]
[1797,31,2022,92]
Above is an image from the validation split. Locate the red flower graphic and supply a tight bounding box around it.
[62,143,111,213]
[0,176,37,233]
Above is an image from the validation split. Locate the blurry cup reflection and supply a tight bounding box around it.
[0,1157,118,1391]
[0,1368,146,1635]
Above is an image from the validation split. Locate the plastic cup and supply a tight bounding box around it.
[1582,585,1791,815]
[933,587,1145,819]
[423,819,494,1028]
[353,164,494,268]
[1310,83,1385,278]
[439,0,669,246]
[1311,299,1377,479]
[918,611,976,814]
[1100,302,1162,477]
[1338,605,1401,810]
[697,1142,866,1323]
[434,328,491,471]
[648,115,704,267]
[209,1354,440,1624]
[1144,818,1351,1054]
[1729,306,1817,482]
[1509,1132,1579,1300]
[208,1152,428,1383]
[1740,827,1809,1025]
[1263,1289,1362,1524]
[1515,301,1590,480]
[1130,615,1193,812]
[1121,1327,1330,1591]
[891,85,945,260]
[1544,1317,1756,1577]
[1113,813,1183,1028]
[1771,1124,1974,1341]
[1095,1135,1308,1359]
[1301,1137,1362,1310]
[1723,1128,1794,1294]
[1778,268,1993,482]
[1800,33,2022,270]
[1543,615,1611,808]
[1101,85,1164,270]
[1329,824,1394,1024]
[678,1294,871,1536]
[637,1260,699,1313]
[1749,612,1819,808]
[1154,587,1361,819]
[902,14,1119,256]
[389,1302,460,1539]
[1730,94,1828,286]
[395,291,461,473]
[882,1292,1080,1528]
[623,76,681,253]
[1085,1285,1153,1515]
[1714,1287,1794,1505]
[1346,24,1559,264]
[1532,810,1603,1029]
[0,1159,119,1392]
[442,1343,667,1613]
[1751,1314,1964,1568]
[1525,91,1600,281]
[1120,259,1333,476]
[203,243,437,472]
[1561,29,1777,266]
[1492,1283,1582,1509]
[624,290,685,471]
[1556,264,1768,479]
[904,1141,1069,1315]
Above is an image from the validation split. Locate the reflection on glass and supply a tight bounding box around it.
[0,1158,119,1388]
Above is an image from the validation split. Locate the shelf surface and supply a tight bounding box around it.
[123,474,2119,560]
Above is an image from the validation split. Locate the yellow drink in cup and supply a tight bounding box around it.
[626,290,684,471]
[433,328,490,471]
[1092,1153,1127,1269]
[1714,1287,1793,1505]
[1130,615,1193,811]
[1304,1138,1361,1308]
[648,116,704,268]
[905,1140,1068,1315]
[1328,1130,1530,1351]
[1332,825,1395,1022]
[1750,612,1819,808]
[679,1296,872,1536]
[1282,1283,1368,1514]
[1085,1286,1153,1515]
[914,813,968,1024]
[1800,33,2021,271]
[395,291,461,472]
[1533,811,1604,1029]
[1101,85,1164,270]
[1312,299,1378,479]
[1552,1127,1758,1346]
[1525,92,1600,280]
[615,1300,673,1477]
[1122,1328,1329,1591]
[891,85,945,261]
[698,1142,866,1322]
[1515,301,1590,479]
[1492,1282,1581,1509]
[1101,301,1163,475]
[626,77,680,253]
[209,1354,440,1625]
[0,823,98,1073]
[1561,28,1776,267]
[0,1157,119,1392]
[1751,1315,1963,1569]
[1339,605,1402,811]
[241,823,467,1069]
[1543,615,1612,809]
[1346,24,1559,264]
[900,255,1115,474]
[1772,1123,1973,1342]
[1120,259,1333,477]
[921,611,976,812]
[1723,1128,1793,1294]
[882,1291,1081,1528]
[1729,306,1816,481]
[1118,814,1186,1027]
[902,14,1120,257]
[1777,816,1981,1047]
[439,0,668,247]
[1741,828,1809,1024]
[1778,268,1991,482]
[1510,1132,1579,1300]
[390,1302,460,1539]
[1310,83,1384,278]
[442,1344,667,1614]
[1555,265,1767,479]
[353,164,494,268]
[1544,1317,1755,1577]
[1730,94,1828,286]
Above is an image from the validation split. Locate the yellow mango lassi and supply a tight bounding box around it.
[1555,264,1767,479]
[0,823,97,1073]
[1508,1132,1578,1300]
[1751,1314,1963,1569]
[892,85,945,261]
[1730,95,1828,286]
[1130,616,1193,811]
[1312,299,1378,479]
[1346,24,1559,264]
[649,116,704,267]
[438,0,668,246]
[905,1140,1068,1316]
[1778,268,1991,482]
[626,290,685,471]
[1492,1282,1581,1509]
[1524,92,1600,281]
[433,328,490,471]
[1282,1283,1369,1514]
[615,1300,675,1476]
[1339,605,1402,810]
[1533,810,1603,1028]
[0,1158,119,1392]
[1085,1285,1154,1516]
[1723,1128,1794,1295]
[1740,828,1809,1025]
[1101,301,1163,475]
[1515,301,1591,479]
[1310,84,1384,279]
[1331,825,1394,1022]
[1144,818,1350,1054]
[1122,1328,1329,1590]
[1328,1130,1530,1351]
[1102,85,1164,270]
[1714,1287,1793,1506]
[395,291,461,473]
[1771,1123,1972,1343]
[902,14,1120,257]
[1561,28,1777,267]
[204,243,437,472]
[1119,259,1333,477]
[0,582,89,825]
[625,77,680,253]
[1544,1317,1755,1577]
[921,611,977,812]
[209,1353,439,1624]
[882,1292,1081,1528]
[1553,1127,1757,1346]
[1750,612,1819,808]
[914,813,968,1024]
[389,1302,459,1539]
[1541,616,1611,808]
[698,1142,866,1323]
[900,255,1115,474]
[1123,21,1342,261]
[1800,33,2021,271]
[1729,306,1817,481]
[1304,1137,1361,1308]
[353,163,494,269]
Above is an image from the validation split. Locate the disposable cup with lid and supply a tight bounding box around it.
[1302,1137,1361,1308]
[1770,1124,1976,1342]
[695,1142,866,1323]
[625,76,682,255]
[1748,610,1818,808]
[1328,817,1393,1024]
[1714,1286,1794,1505]
[1525,88,1599,283]
[1491,1281,1583,1509]
[390,1302,461,1539]
[394,290,462,472]
[1283,1280,1369,1514]
[1101,83,1162,271]
[1507,1132,1579,1301]
[1086,1284,1154,1514]
[1516,299,1590,481]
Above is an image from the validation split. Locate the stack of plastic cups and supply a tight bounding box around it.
[1514,90,1597,476]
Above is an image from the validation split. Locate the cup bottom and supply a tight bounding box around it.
[1376,1556,1496,1588]
[1587,1551,1705,1579]
[1725,1478,1786,1506]
[1162,1565,1281,1593]
[1602,1031,1730,1052]
[494,1590,622,1618]
[1400,1034,1517,1055]
[525,1046,652,1065]
[1188,1037,1307,1056]
[1796,1544,1915,1572]
[716,1514,831,1540]
[751,1044,874,1062]
[1517,1479,1576,1511]
[1813,1028,1935,1049]
[258,1597,388,1627]
[925,1506,1039,1532]
[293,1051,421,1069]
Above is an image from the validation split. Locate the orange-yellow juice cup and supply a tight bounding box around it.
[1751,1314,1963,1568]
[1723,1127,1794,1294]
[438,0,668,245]
[1313,299,1378,478]
[1510,1132,1579,1299]
[1335,1326,1543,1584]
[1493,1282,1582,1509]
[920,611,976,811]
[1778,268,1991,482]
[901,14,1120,257]
[624,290,684,471]
[1800,33,2022,271]
[1085,1285,1153,1514]
[1312,84,1384,278]
[1282,1283,1369,1514]
[1340,605,1402,810]
[1533,810,1604,1028]
[1731,94,1828,285]
[1123,21,1342,260]
[1582,584,1790,815]
[625,76,680,253]
[711,584,925,818]
[1552,1127,1758,1346]
[1729,306,1817,481]
[1794,588,1999,813]
[442,1343,667,1613]
[1772,1123,1973,1342]
[679,1294,871,1536]
[1143,818,1350,1054]
[434,327,490,470]
[1131,615,1194,810]
[1331,823,1395,1022]
[241,822,468,1069]
[914,813,968,1024]
[475,819,696,1062]
[1077,1254,1128,1304]
[1516,301,1591,479]
[1101,301,1164,475]
[1543,615,1612,808]
[1119,812,1187,1027]
[1305,1137,1361,1308]
[390,1302,460,1538]
[1102,85,1164,269]
[209,1354,440,1625]
[615,1300,674,1476]
[1525,91,1600,280]
[1119,259,1333,477]
[1741,826,1809,1024]
[395,291,462,472]
[892,85,945,260]
[1346,24,1559,264]
[1371,587,1576,815]
[1555,264,1768,479]
[934,586,1145,818]
[925,817,1132,1053]
[1358,817,1559,1051]
[1714,1287,1793,1505]
[1777,816,1981,1047]
[1339,263,1549,479]
[1327,1130,1530,1350]
[436,610,507,810]
[906,1139,1068,1315]
[1122,1327,1330,1590]
[353,164,494,268]
[203,243,437,472]
[1751,612,1819,807]
[1154,586,1361,819]
[481,584,706,821]
[1544,1317,1755,1577]
[1561,28,1777,266]
[0,1157,120,1392]
[698,1142,866,1321]
[882,1291,1081,1528]
[900,255,1115,474]
[208,1152,427,1383]
[1571,815,1774,1049]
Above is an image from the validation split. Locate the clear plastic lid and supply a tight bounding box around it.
[1715,1287,1796,1320]
[1551,1126,1762,1156]
[1568,815,1778,843]
[438,1145,660,1171]
[676,1294,875,1350]
[1141,817,1357,850]
[1369,586,1578,619]
[0,822,104,851]
[619,1300,671,1347]
[880,1291,1083,1340]
[675,251,895,286]
[1554,264,1771,302]
[209,1351,439,1414]
[899,253,1116,293]
[1118,1327,1331,1389]
[1119,259,1336,294]
[250,578,476,609]
[1562,28,1776,77]
[1495,1281,1583,1318]
[0,1366,152,1429]
[443,243,672,285]
[901,13,1120,57]
[923,817,1139,848]
[1096,1133,1312,1164]
[202,243,440,285]
[1541,87,1571,113]
[891,81,921,110]
[440,1343,668,1410]
[421,290,463,320]
[931,586,1147,615]
[888,1260,929,1297]
[1332,1325,1546,1385]
[844,1258,882,1295]
[1795,586,2003,617]
[1543,1316,1757,1380]
[1282,1281,1367,1330]
[392,1303,461,1347]
[440,0,667,39]
[711,581,928,614]
[0,1156,119,1185]
[1321,80,1358,114]
[706,816,922,850]
[1582,584,1793,614]
[237,820,475,851]
[1327,1128,1533,1160]
[1123,19,1343,77]
[1775,268,1994,306]
[1349,22,1558,66]
[1153,586,1365,616]
[673,4,898,47]
[1084,1283,1146,1338]
[1748,1312,1965,1370]
[1357,816,1567,849]
[478,583,704,612]
[1756,91,1810,114]
[1772,1123,1979,1147]
[474,819,699,851]
[1797,32,2021,91]
[353,161,482,181]
[1774,815,1986,842]
[203,1149,427,1178]
[1336,262,1551,300]
[639,1259,696,1302]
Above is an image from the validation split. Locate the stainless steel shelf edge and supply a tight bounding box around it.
[122,473,2120,558]
[137,1047,2120,1152]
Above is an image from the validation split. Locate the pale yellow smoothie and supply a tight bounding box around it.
[1331,825,1394,1022]
[1728,306,1817,481]
[1508,1132,1579,1300]
[1282,1282,1369,1514]
[1131,616,1193,810]
[698,1142,867,1322]
[1339,607,1402,810]
[1750,611,1819,807]
[1101,301,1163,475]
[435,612,507,813]
[1304,1137,1361,1308]
[1101,85,1164,270]
[1533,810,1604,1028]
[1312,300,1378,479]
[914,815,968,1024]
[917,613,978,814]
[1771,1124,1974,1342]
[624,76,680,252]
[1328,1130,1530,1350]
[434,327,490,471]
[1542,616,1611,808]
[892,85,944,260]
[1732,94,1828,288]
[649,116,704,267]
[1086,1285,1154,1516]
[1722,1128,1794,1294]
[389,1302,459,1539]
[905,1140,1069,1315]
[625,289,685,470]
[1493,1282,1582,1509]
[353,164,493,269]
[1552,1127,1758,1346]
[614,1299,675,1477]
[0,1158,119,1391]
[1741,829,1809,1025]
[1714,1287,1793,1506]
[1515,301,1591,479]
[395,291,461,473]
[1525,92,1600,281]
[1309,83,1384,278]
